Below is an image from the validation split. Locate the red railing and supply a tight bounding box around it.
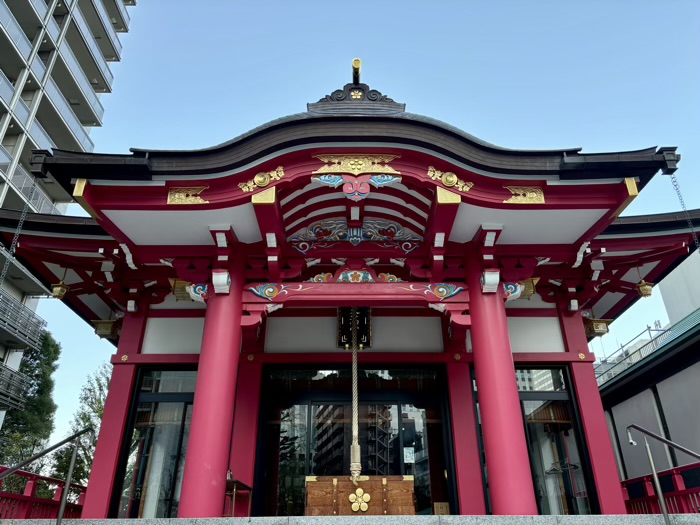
[0,467,86,519]
[623,462,700,514]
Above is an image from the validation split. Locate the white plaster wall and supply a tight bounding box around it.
[141,318,204,354]
[265,317,337,353]
[265,316,443,353]
[610,389,672,479]
[371,317,443,352]
[506,317,565,353]
[659,250,700,325]
[656,361,700,466]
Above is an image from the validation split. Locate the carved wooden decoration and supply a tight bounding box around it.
[305,476,415,516]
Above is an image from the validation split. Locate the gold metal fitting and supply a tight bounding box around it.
[51,281,70,299]
[636,279,653,298]
[352,58,361,84]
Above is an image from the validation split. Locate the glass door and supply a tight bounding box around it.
[258,367,452,516]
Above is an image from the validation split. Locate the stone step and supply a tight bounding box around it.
[2,516,694,525]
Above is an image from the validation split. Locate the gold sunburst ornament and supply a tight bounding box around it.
[428,166,473,193]
[349,487,370,512]
[239,166,285,192]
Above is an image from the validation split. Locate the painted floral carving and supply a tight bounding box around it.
[401,283,464,301]
[290,219,421,254]
[249,283,311,301]
[338,270,375,283]
[503,282,525,302]
[312,173,403,201]
[185,283,208,303]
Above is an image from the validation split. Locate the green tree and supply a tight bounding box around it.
[0,331,61,467]
[51,362,111,485]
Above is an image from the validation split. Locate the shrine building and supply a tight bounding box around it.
[4,61,694,518]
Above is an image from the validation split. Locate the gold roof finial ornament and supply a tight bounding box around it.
[352,58,361,85]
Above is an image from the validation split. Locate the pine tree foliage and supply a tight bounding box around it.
[0,332,61,468]
[51,362,111,485]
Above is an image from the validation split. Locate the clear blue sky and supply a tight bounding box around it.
[42,0,700,442]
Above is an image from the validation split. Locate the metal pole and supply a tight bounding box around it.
[0,427,93,481]
[56,441,79,525]
[644,436,671,525]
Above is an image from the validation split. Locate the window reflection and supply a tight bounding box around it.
[523,400,590,515]
[260,367,449,516]
[117,402,192,518]
[117,370,196,518]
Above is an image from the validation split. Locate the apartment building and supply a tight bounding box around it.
[0,0,134,429]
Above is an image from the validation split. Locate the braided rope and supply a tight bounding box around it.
[349,307,362,484]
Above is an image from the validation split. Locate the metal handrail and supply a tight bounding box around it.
[596,307,700,385]
[0,427,94,525]
[626,424,700,525]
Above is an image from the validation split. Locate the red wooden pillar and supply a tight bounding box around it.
[466,261,538,515]
[178,264,244,518]
[446,361,486,514]
[228,357,263,516]
[81,310,146,518]
[558,304,627,514]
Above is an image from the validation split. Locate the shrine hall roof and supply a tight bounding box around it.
[30,78,679,198]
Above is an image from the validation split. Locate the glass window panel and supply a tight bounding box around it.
[516,369,566,392]
[140,370,197,393]
[266,368,440,395]
[268,404,308,516]
[116,402,190,518]
[523,400,591,515]
[401,404,433,514]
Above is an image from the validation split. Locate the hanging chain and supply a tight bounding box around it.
[349,306,362,484]
[668,172,700,254]
[0,185,36,287]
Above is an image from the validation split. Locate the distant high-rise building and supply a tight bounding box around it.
[0,0,134,429]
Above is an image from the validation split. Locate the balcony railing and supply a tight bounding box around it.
[46,15,60,43]
[91,0,122,57]
[0,147,10,173]
[0,361,30,411]
[595,307,700,386]
[44,77,94,151]
[0,288,47,352]
[0,0,32,60]
[110,0,129,28]
[0,69,15,106]
[623,461,700,514]
[29,120,55,151]
[28,0,47,20]
[72,3,114,86]
[59,40,105,121]
[0,467,86,519]
[13,99,30,126]
[8,164,61,215]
